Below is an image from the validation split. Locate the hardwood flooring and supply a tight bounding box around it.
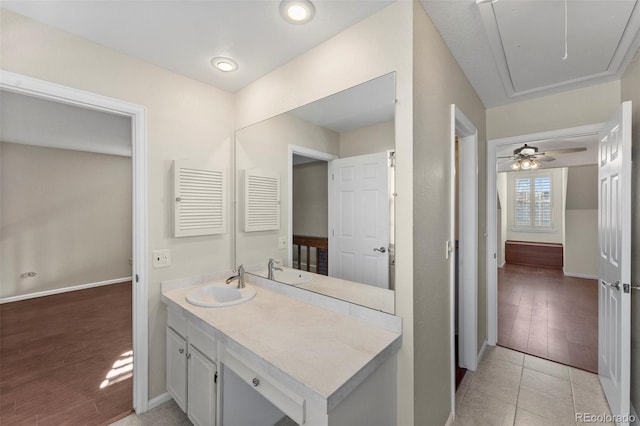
[497,264,598,373]
[0,282,133,425]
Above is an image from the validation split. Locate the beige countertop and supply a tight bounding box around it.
[162,280,401,407]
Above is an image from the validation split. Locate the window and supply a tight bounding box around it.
[514,176,552,229]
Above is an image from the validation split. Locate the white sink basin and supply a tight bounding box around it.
[186,282,256,308]
[270,268,313,285]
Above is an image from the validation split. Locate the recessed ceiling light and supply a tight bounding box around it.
[210,57,238,72]
[280,0,315,24]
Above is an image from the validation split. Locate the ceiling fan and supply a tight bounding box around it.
[498,143,587,171]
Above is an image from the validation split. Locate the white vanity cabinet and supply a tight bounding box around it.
[167,309,218,426]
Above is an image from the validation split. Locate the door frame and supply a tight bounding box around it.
[287,145,337,268]
[449,105,479,412]
[485,123,602,345]
[0,70,150,412]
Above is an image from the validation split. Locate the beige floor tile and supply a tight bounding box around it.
[572,382,612,419]
[454,388,516,426]
[456,373,472,411]
[524,355,570,381]
[514,408,554,426]
[521,369,573,402]
[484,346,525,367]
[517,387,576,426]
[110,400,191,426]
[569,367,601,388]
[468,359,522,405]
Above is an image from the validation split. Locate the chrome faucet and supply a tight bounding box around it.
[226,265,246,289]
[267,258,282,280]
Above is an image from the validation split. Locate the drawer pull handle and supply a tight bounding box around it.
[252,378,260,387]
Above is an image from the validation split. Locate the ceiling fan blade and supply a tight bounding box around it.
[497,155,517,159]
[540,147,587,155]
[537,156,555,162]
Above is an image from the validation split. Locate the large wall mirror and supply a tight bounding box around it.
[234,73,396,313]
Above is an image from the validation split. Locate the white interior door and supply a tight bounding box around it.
[329,152,390,288]
[598,101,632,424]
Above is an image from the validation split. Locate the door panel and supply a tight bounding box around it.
[598,101,632,425]
[330,152,390,288]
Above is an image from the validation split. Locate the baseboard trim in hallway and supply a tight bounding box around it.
[148,392,172,411]
[0,277,132,304]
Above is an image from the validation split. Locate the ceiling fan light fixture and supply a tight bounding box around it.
[531,160,541,170]
[280,0,315,24]
[520,159,532,170]
[511,160,521,171]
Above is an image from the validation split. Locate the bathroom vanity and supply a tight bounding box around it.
[161,274,401,426]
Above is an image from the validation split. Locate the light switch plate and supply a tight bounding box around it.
[278,236,287,249]
[152,249,171,268]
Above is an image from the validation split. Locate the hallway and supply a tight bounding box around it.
[454,346,612,425]
[498,264,598,372]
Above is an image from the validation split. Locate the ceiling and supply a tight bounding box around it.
[496,134,598,172]
[290,73,395,133]
[1,0,393,93]
[421,0,640,108]
[1,90,132,156]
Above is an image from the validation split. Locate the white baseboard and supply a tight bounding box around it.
[498,262,505,268]
[563,272,598,280]
[148,392,172,411]
[445,410,454,426]
[0,277,132,304]
[477,340,488,364]
[631,403,639,426]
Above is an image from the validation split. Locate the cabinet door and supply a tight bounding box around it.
[166,327,188,411]
[188,345,217,426]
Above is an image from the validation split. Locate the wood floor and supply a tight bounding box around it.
[497,264,598,373]
[0,282,133,425]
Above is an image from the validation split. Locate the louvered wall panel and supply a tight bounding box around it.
[173,160,226,237]
[244,169,280,232]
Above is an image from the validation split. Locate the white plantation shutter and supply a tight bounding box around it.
[534,177,552,227]
[515,178,531,226]
[513,175,552,229]
[244,168,280,232]
[173,160,226,237]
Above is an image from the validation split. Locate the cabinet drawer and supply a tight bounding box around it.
[168,308,187,337]
[188,321,217,361]
[222,350,305,425]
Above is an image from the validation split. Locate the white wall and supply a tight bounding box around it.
[339,120,394,158]
[0,142,131,298]
[235,3,416,424]
[235,113,339,268]
[0,9,236,398]
[487,81,621,140]
[621,47,640,417]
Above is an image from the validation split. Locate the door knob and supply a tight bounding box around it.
[602,280,620,290]
[373,247,387,253]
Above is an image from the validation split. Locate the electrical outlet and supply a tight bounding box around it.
[278,236,287,249]
[152,249,171,268]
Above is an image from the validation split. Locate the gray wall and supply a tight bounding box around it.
[413,2,487,424]
[292,161,328,238]
[1,142,132,298]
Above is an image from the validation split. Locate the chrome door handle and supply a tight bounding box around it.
[373,247,387,253]
[602,280,620,290]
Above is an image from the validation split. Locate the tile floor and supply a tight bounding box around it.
[454,346,613,426]
[498,264,598,372]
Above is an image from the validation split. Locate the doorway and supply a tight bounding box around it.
[0,71,149,412]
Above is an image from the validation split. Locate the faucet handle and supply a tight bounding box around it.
[268,258,280,264]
